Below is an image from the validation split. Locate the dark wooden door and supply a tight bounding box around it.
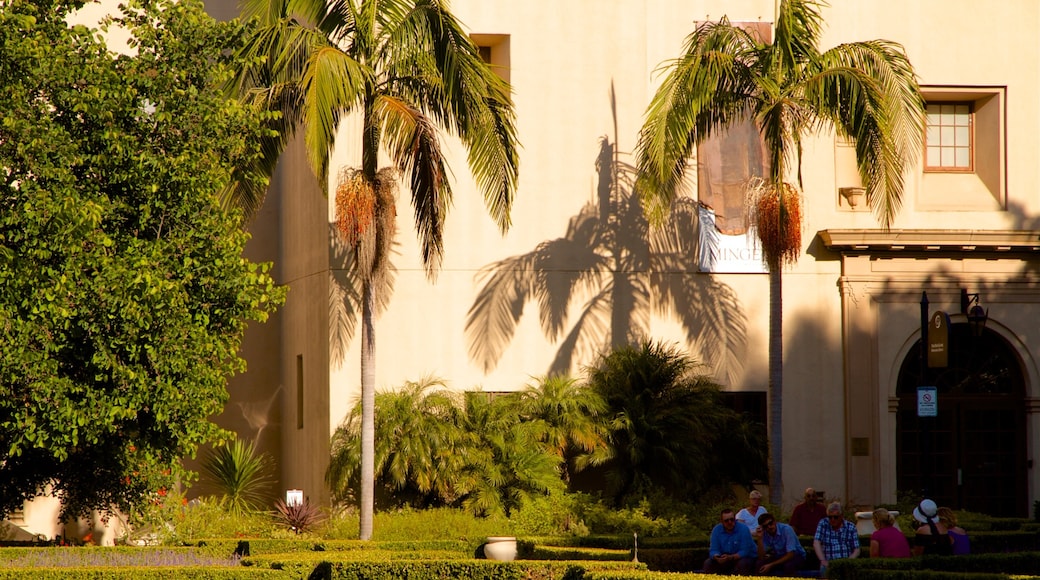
[896,324,1027,517]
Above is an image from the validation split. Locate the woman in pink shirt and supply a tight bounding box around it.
[870,508,911,558]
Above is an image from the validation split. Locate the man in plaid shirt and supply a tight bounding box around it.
[813,502,860,575]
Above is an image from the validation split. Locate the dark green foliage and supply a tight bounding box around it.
[296,559,643,580]
[0,570,282,580]
[0,0,282,520]
[327,379,565,517]
[583,340,767,505]
[828,552,1040,579]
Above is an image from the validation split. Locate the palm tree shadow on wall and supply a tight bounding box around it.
[465,128,748,384]
[328,223,396,368]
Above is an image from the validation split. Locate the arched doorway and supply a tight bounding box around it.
[896,323,1027,517]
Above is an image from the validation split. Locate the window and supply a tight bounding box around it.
[925,103,972,171]
[296,354,304,429]
[917,87,1006,210]
[470,34,510,84]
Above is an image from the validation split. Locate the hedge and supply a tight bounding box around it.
[827,552,1040,579]
[0,567,281,579]
[303,559,646,580]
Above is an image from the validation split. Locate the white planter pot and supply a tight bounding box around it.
[483,536,518,561]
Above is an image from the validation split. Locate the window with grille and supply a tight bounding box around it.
[925,102,973,172]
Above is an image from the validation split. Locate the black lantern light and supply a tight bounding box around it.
[960,289,989,338]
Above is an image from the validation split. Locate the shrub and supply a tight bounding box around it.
[575,495,698,538]
[371,507,514,542]
[166,496,278,543]
[201,439,275,515]
[274,499,325,535]
[508,489,586,536]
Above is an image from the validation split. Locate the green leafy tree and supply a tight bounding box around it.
[634,0,924,502]
[0,0,282,520]
[584,340,766,506]
[233,0,519,539]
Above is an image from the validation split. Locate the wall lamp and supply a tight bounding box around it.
[960,289,989,338]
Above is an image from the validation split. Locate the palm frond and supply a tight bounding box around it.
[383,0,519,231]
[635,18,759,221]
[374,95,451,277]
[811,40,925,226]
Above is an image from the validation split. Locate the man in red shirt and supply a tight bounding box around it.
[789,487,827,536]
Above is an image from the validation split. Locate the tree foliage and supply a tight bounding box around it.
[326,378,566,518]
[583,340,767,506]
[634,0,924,502]
[233,0,521,540]
[0,0,283,520]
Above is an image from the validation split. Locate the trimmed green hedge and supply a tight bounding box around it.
[302,559,645,580]
[528,546,632,561]
[827,571,1012,580]
[0,567,281,579]
[828,552,1040,579]
[190,538,474,558]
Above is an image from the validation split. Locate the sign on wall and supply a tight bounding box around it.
[917,386,938,417]
[697,205,767,273]
[928,311,949,368]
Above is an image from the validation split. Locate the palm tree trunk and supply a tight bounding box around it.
[359,102,380,541]
[768,267,783,504]
[359,282,375,540]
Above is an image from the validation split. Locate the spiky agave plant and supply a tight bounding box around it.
[201,438,274,515]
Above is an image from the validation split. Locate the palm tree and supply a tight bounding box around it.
[327,378,468,508]
[634,0,924,503]
[233,0,519,539]
[584,340,764,505]
[514,375,608,483]
[466,98,747,385]
[455,391,564,517]
[327,380,563,516]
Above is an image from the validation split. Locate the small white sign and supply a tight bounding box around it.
[917,386,937,417]
[286,489,304,507]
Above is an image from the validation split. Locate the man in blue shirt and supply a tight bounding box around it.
[813,502,860,576]
[756,512,807,576]
[703,508,756,575]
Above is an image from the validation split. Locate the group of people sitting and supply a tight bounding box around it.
[872,498,970,558]
[703,488,970,577]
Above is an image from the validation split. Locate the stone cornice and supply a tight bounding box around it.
[819,229,1040,253]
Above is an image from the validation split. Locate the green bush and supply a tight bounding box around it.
[828,552,1040,579]
[302,559,645,580]
[527,546,631,561]
[189,538,474,559]
[509,489,586,536]
[576,497,697,537]
[148,494,279,544]
[367,507,514,542]
[0,567,280,579]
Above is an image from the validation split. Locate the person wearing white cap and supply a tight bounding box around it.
[912,499,952,556]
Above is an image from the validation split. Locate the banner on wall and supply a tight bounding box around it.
[697,204,767,274]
